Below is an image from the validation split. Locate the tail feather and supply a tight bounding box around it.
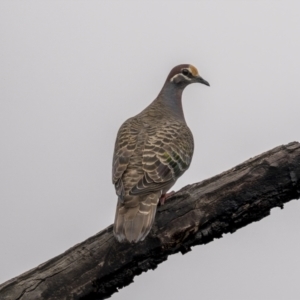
[113,193,159,243]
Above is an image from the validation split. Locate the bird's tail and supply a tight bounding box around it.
[113,193,159,243]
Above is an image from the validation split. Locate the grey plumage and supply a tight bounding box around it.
[112,64,209,243]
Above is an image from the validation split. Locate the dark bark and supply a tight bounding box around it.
[1,142,300,300]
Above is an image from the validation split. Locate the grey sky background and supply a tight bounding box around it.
[1,1,300,299]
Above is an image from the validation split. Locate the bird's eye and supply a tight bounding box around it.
[182,69,190,76]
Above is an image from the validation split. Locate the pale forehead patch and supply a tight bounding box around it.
[188,65,199,76]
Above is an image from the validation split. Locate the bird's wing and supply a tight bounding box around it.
[112,117,141,199]
[130,122,194,196]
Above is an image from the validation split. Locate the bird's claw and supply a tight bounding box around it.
[159,191,175,205]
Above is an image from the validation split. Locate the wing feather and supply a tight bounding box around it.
[130,122,194,196]
[112,117,141,198]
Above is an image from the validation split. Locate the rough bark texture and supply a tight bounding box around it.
[1,142,300,300]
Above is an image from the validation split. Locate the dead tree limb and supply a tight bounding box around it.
[1,142,300,300]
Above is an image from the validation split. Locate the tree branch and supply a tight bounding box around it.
[1,142,300,300]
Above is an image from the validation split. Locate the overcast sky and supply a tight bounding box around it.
[1,1,300,299]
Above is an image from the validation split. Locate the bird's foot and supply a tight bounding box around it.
[159,191,175,205]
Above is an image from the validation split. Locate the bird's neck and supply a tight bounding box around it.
[156,82,185,120]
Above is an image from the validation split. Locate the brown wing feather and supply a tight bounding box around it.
[113,117,194,243]
[130,122,194,196]
[112,117,141,198]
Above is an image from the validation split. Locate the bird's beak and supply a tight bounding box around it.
[195,76,210,86]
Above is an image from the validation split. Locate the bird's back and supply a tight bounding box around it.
[112,104,194,242]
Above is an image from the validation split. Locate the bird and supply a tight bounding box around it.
[112,64,209,243]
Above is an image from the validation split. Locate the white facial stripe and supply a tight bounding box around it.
[170,73,192,82]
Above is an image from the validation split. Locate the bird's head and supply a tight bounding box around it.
[166,64,210,88]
